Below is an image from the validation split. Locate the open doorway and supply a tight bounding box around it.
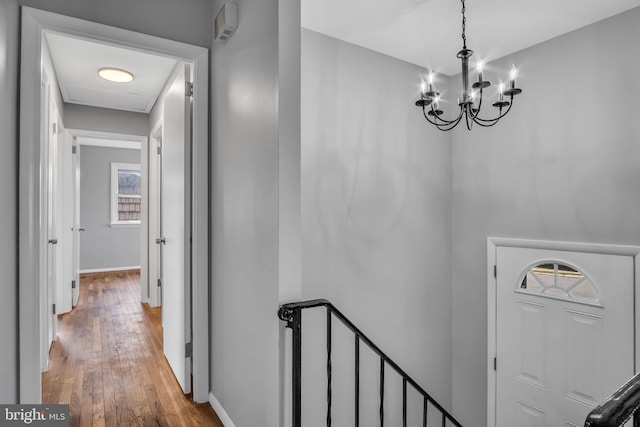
[19,7,209,405]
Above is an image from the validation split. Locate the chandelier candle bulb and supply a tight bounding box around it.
[476,62,483,82]
[509,65,518,88]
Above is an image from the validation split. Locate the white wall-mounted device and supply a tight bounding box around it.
[214,3,237,44]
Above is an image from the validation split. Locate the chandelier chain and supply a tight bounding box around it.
[461,0,467,49]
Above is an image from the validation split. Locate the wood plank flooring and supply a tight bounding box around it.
[42,270,223,427]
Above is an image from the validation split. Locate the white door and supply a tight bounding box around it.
[72,140,81,307]
[495,246,634,426]
[161,63,192,394]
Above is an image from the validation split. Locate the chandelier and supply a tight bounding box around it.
[415,0,522,131]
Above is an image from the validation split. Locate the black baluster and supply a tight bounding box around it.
[402,378,407,427]
[423,395,428,427]
[327,308,332,427]
[292,309,302,427]
[355,335,360,427]
[380,358,385,427]
[442,412,446,427]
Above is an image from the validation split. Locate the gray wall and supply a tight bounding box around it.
[0,0,20,404]
[79,146,141,271]
[64,104,149,137]
[451,7,640,426]
[301,30,453,420]
[21,0,211,48]
[210,0,295,425]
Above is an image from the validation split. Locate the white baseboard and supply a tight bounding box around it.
[79,265,141,274]
[209,392,236,427]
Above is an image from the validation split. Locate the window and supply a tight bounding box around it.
[519,262,600,304]
[111,162,141,226]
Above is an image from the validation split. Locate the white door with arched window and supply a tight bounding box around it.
[488,240,639,427]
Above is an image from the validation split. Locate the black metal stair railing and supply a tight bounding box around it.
[278,299,462,427]
[584,371,640,427]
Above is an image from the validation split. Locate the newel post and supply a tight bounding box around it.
[279,305,302,427]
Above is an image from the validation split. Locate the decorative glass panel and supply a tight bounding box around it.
[519,262,599,303]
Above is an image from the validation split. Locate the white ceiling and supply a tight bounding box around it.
[302,0,640,76]
[45,32,178,113]
[42,1,640,113]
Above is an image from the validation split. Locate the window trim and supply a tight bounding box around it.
[110,162,142,226]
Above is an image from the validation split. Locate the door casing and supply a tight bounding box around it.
[487,237,640,426]
[19,6,209,403]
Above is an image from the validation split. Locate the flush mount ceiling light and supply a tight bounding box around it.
[97,67,134,83]
[416,0,523,131]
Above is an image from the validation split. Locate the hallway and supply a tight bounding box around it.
[42,270,223,426]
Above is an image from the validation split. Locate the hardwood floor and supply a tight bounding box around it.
[42,270,223,427]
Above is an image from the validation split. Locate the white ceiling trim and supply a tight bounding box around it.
[68,128,146,150]
[77,137,141,150]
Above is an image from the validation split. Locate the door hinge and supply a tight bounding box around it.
[494,265,497,278]
[71,280,76,289]
[72,145,77,154]
[52,304,56,315]
[494,357,497,371]
[185,81,193,97]
[185,342,192,358]
[157,145,162,155]
[157,278,162,288]
[52,123,57,134]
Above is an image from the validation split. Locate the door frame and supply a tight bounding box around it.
[19,7,209,403]
[148,123,163,308]
[487,237,640,426]
[68,128,148,297]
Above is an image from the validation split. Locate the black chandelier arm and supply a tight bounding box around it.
[432,107,465,131]
[470,106,512,127]
[471,116,502,127]
[472,98,514,124]
[436,117,464,131]
[468,89,485,120]
[429,103,465,126]
[421,106,464,131]
[435,117,464,132]
[464,108,475,130]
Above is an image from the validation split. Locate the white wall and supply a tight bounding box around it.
[451,7,640,426]
[0,0,20,403]
[79,146,141,271]
[210,0,282,425]
[301,29,453,420]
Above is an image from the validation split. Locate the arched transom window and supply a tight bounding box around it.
[519,262,600,304]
